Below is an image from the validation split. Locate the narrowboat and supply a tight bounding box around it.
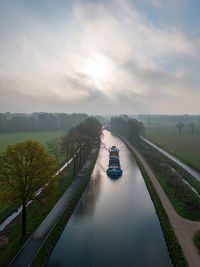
[107,146,122,177]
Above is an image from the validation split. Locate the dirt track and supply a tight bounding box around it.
[126,140,200,267]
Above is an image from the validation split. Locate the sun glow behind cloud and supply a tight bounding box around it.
[0,0,200,114]
[84,57,110,83]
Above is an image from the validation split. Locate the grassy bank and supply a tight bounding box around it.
[30,149,99,267]
[146,126,200,171]
[0,200,20,225]
[123,140,187,266]
[194,231,200,254]
[168,163,200,196]
[0,155,86,266]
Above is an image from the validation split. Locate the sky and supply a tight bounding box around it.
[0,0,200,115]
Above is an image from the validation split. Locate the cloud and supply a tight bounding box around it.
[144,0,188,9]
[0,0,199,114]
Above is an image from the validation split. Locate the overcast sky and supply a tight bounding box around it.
[0,0,200,115]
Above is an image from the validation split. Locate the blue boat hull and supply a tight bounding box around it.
[107,146,122,178]
[107,167,122,178]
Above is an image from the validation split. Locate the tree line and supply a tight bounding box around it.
[110,116,145,145]
[176,122,197,134]
[0,117,101,237]
[60,117,101,176]
[138,114,200,128]
[0,112,88,132]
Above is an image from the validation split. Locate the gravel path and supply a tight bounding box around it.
[124,139,200,267]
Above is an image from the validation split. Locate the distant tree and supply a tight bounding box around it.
[95,115,106,125]
[46,138,60,161]
[0,141,58,237]
[61,117,100,175]
[72,132,93,175]
[71,117,101,142]
[188,122,195,133]
[110,116,145,146]
[176,122,185,135]
[121,114,129,121]
[127,119,144,145]
[60,134,76,162]
[61,131,93,175]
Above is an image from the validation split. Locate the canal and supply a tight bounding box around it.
[46,130,172,267]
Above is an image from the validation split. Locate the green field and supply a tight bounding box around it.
[145,126,200,171]
[0,131,65,153]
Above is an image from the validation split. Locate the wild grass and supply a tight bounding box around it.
[194,231,200,254]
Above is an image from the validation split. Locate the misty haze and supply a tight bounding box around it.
[0,1,200,267]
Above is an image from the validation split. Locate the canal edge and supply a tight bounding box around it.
[118,135,188,267]
[30,147,100,267]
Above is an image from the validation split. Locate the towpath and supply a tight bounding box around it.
[122,138,200,267]
[8,148,98,267]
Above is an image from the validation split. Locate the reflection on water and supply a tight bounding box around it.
[74,170,102,219]
[47,130,172,267]
[107,175,122,182]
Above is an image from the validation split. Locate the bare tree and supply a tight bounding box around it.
[188,122,195,133]
[46,138,60,161]
[176,122,185,135]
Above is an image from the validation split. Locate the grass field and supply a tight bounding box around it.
[145,126,200,171]
[0,131,65,153]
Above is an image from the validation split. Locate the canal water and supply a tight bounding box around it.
[46,130,172,267]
